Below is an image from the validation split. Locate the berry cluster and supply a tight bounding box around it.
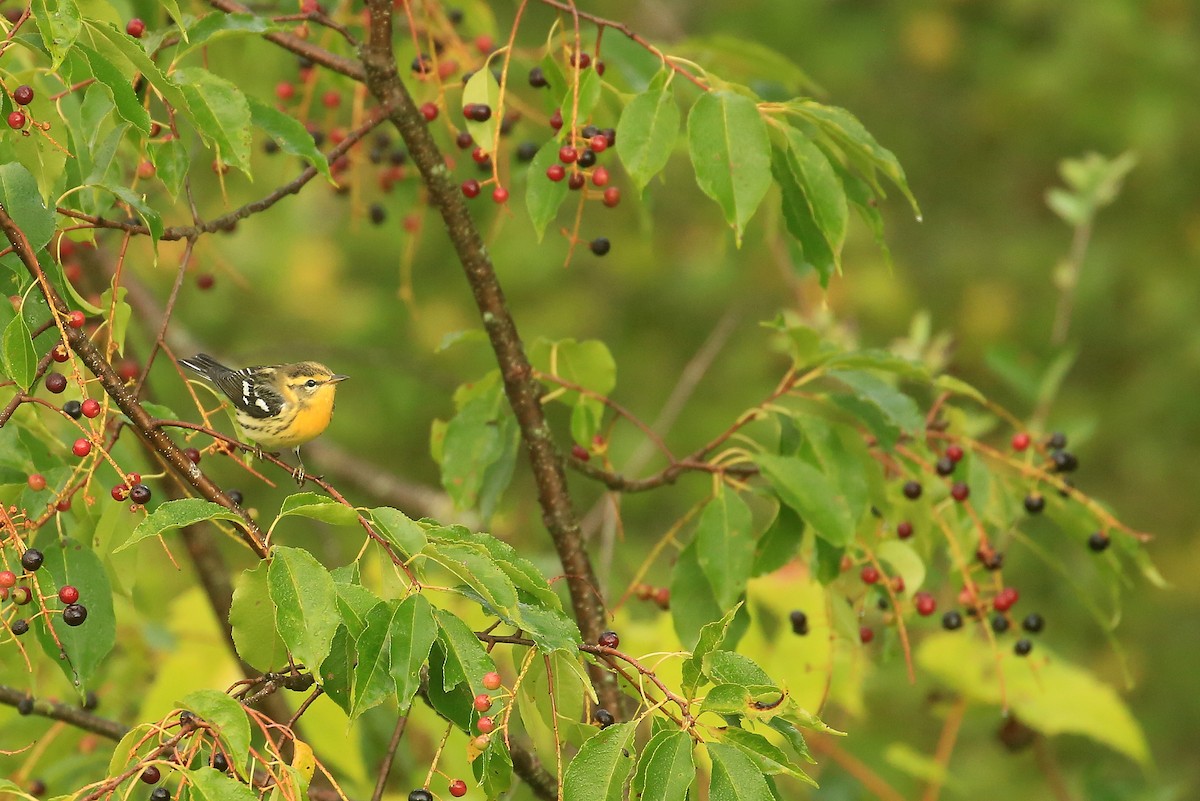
[1,550,89,638]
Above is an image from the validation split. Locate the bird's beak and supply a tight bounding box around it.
[329,374,349,383]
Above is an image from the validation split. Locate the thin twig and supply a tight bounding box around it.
[370,714,409,801]
[0,685,127,741]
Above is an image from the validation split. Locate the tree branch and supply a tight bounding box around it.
[0,685,127,740]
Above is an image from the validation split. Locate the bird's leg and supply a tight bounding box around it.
[292,447,306,484]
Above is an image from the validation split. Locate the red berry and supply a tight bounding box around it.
[950,482,970,502]
[945,444,965,462]
[321,90,340,108]
[139,765,159,784]
[546,164,566,182]
[81,398,101,418]
[570,52,591,69]
[56,497,71,512]
[13,85,33,105]
[591,166,610,187]
[993,587,1019,612]
[859,626,874,644]
[420,102,439,122]
[0,570,15,589]
[449,780,467,798]
[6,110,24,129]
[184,447,202,464]
[126,18,145,38]
[896,521,914,539]
[118,359,139,381]
[558,146,577,164]
[481,671,502,690]
[58,585,80,604]
[598,630,619,648]
[491,186,509,204]
[136,160,156,179]
[914,591,937,616]
[1011,432,1031,451]
[654,586,670,609]
[602,187,621,207]
[474,34,493,54]
[72,438,92,457]
[472,693,492,712]
[548,109,563,131]
[67,310,85,328]
[471,146,489,164]
[461,179,480,198]
[52,343,69,362]
[27,474,46,491]
[477,716,495,733]
[891,575,905,594]
[111,485,129,502]
[589,134,608,153]
[570,443,589,461]
[568,172,586,190]
[196,273,215,290]
[45,372,67,393]
[860,565,880,584]
[275,82,295,101]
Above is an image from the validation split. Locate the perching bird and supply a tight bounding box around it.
[179,353,348,483]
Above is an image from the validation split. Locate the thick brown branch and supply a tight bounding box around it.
[0,685,127,740]
[208,0,365,81]
[358,0,619,713]
[0,206,268,558]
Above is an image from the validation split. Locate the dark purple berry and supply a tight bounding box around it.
[1024,493,1045,513]
[935,456,955,476]
[902,480,922,500]
[789,610,809,635]
[21,549,44,572]
[1087,531,1110,552]
[1022,613,1044,633]
[63,603,88,626]
[1014,638,1033,656]
[589,237,610,256]
[593,708,615,728]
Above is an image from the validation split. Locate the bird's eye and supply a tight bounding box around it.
[305,379,318,388]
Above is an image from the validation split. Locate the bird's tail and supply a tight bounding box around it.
[178,353,231,379]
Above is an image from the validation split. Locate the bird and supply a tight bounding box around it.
[179,353,348,483]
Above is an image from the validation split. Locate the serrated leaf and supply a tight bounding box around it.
[85,21,189,112]
[695,486,755,608]
[148,137,189,199]
[34,539,115,692]
[463,70,501,153]
[440,375,519,516]
[435,608,497,694]
[229,562,288,672]
[350,601,396,719]
[189,766,259,801]
[687,90,772,245]
[683,602,742,695]
[423,540,519,618]
[773,144,835,286]
[275,491,360,527]
[719,728,813,784]
[115,499,243,552]
[75,44,151,133]
[247,96,331,181]
[616,71,679,192]
[2,314,36,390]
[390,593,438,710]
[174,13,280,61]
[318,625,354,714]
[334,581,382,638]
[33,0,81,67]
[561,721,637,801]
[473,734,513,799]
[525,138,570,240]
[704,650,775,688]
[95,183,162,249]
[755,453,854,547]
[632,729,695,801]
[268,546,339,672]
[0,162,55,253]
[180,690,251,778]
[670,539,726,649]
[829,369,923,434]
[171,68,252,175]
[368,506,428,557]
[708,742,775,801]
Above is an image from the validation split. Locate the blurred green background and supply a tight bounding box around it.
[36,0,1195,798]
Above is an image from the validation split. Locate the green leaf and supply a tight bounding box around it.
[1,314,37,390]
[267,546,339,673]
[616,71,680,192]
[783,127,847,253]
[559,68,603,132]
[95,183,163,249]
[275,491,360,527]
[772,145,835,286]
[368,506,428,557]
[318,625,354,714]
[174,13,281,61]
[188,766,259,801]
[115,499,243,552]
[561,721,637,801]
[247,96,332,181]
[390,593,438,710]
[525,138,570,240]
[75,44,151,134]
[350,601,397,719]
[34,539,115,692]
[171,68,253,175]
[472,732,513,799]
[426,639,475,730]
[695,486,755,608]
[148,137,190,199]
[463,69,501,153]
[683,602,742,695]
[32,0,81,67]
[439,375,519,517]
[334,581,382,638]
[435,608,497,694]
[719,728,813,784]
[180,690,251,778]
[828,369,923,434]
[632,729,695,801]
[704,650,775,688]
[670,539,726,649]
[754,453,854,547]
[767,718,815,764]
[0,162,55,253]
[875,540,926,593]
[422,540,519,617]
[687,90,772,245]
[707,742,776,801]
[674,36,820,96]
[85,21,189,112]
[229,562,288,672]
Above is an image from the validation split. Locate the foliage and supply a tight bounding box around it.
[0,2,1165,801]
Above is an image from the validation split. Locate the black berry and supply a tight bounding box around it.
[515,141,538,162]
[455,131,474,150]
[789,610,809,635]
[11,619,29,635]
[140,766,160,785]
[151,788,170,801]
[581,125,600,139]
[130,484,152,505]
[935,456,955,476]
[1023,493,1045,513]
[598,630,619,648]
[941,611,963,630]
[212,752,228,772]
[63,603,88,626]
[63,400,82,419]
[991,613,1010,634]
[227,489,244,505]
[369,203,387,225]
[1087,531,1110,552]
[577,149,596,168]
[1047,432,1067,449]
[45,372,67,393]
[83,691,99,710]
[21,548,44,572]
[1022,613,1044,633]
[17,696,34,715]
[13,85,34,105]
[409,790,434,801]
[593,708,615,728]
[1013,638,1033,656]
[1050,450,1078,473]
[528,66,548,88]
[589,237,610,256]
[902,480,922,500]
